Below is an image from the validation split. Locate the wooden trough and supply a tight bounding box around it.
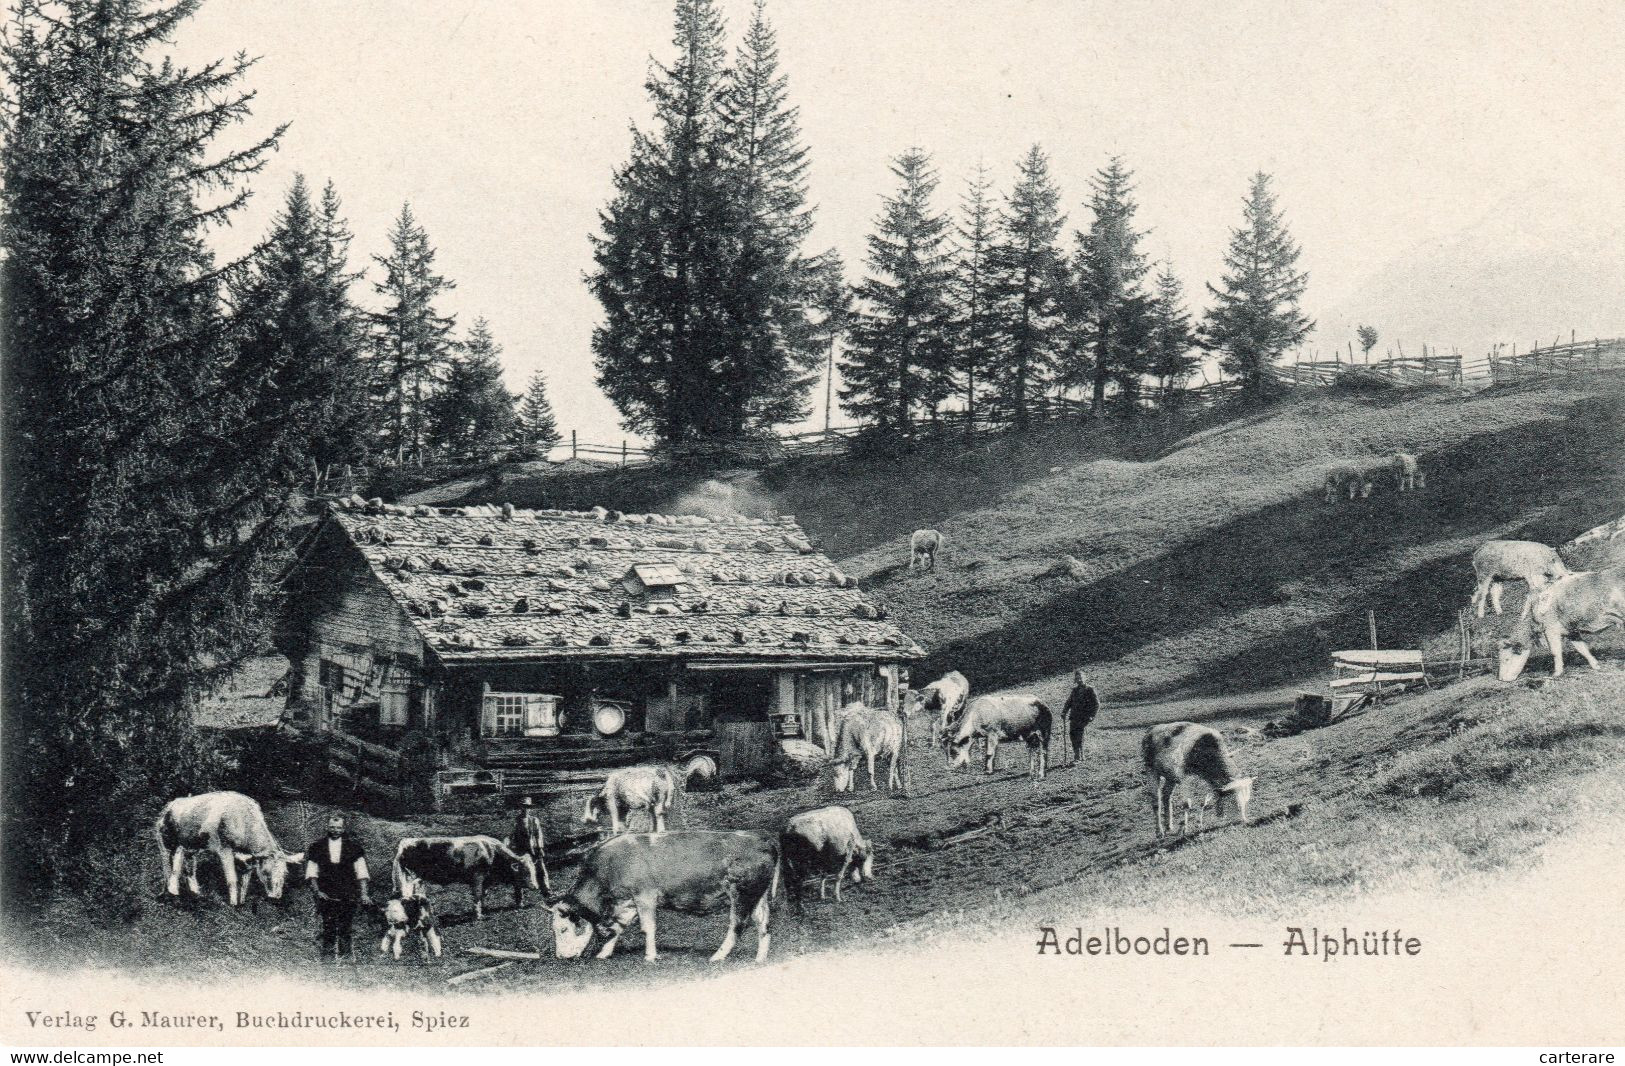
[1329,648,1427,713]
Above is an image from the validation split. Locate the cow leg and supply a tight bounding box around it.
[609,802,622,835]
[166,847,186,896]
[888,749,902,791]
[472,873,486,921]
[984,737,998,774]
[596,902,638,959]
[424,926,443,959]
[1472,575,1491,618]
[217,847,240,906]
[379,929,393,957]
[1570,638,1601,670]
[1546,623,1568,676]
[711,885,742,962]
[653,805,667,834]
[752,888,772,962]
[1490,581,1505,616]
[636,894,660,962]
[834,856,851,902]
[866,750,878,790]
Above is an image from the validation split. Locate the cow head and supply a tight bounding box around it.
[831,758,860,793]
[1215,779,1254,824]
[547,901,595,960]
[580,794,608,826]
[944,737,973,770]
[513,852,542,892]
[853,839,876,883]
[234,850,303,900]
[1498,634,1534,682]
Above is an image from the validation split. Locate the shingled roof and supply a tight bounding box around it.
[323,499,925,663]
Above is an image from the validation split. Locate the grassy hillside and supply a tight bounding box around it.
[434,375,1625,710]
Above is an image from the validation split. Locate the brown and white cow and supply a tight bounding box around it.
[582,764,680,834]
[546,831,780,964]
[379,896,442,960]
[392,836,541,920]
[1498,566,1625,681]
[1141,722,1254,837]
[910,670,971,741]
[779,806,874,914]
[945,694,1052,781]
[830,702,904,792]
[155,791,303,906]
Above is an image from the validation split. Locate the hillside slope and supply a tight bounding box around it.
[440,375,1625,709]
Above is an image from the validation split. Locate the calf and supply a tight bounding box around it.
[582,764,680,834]
[1498,566,1625,681]
[546,831,780,963]
[1141,723,1254,837]
[1472,539,1569,618]
[155,791,304,906]
[910,670,970,742]
[379,896,442,961]
[945,694,1052,782]
[1390,451,1425,492]
[392,836,540,920]
[830,702,904,792]
[910,529,945,571]
[779,806,874,913]
[1324,462,1374,502]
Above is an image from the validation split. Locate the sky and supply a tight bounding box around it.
[177,0,1625,448]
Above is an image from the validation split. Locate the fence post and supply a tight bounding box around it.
[621,440,627,467]
[572,430,577,460]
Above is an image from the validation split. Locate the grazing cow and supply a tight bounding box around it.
[546,831,780,964]
[582,764,679,834]
[910,670,971,741]
[830,702,904,792]
[909,529,945,571]
[1390,451,1425,492]
[945,694,1052,782]
[379,896,442,961]
[1497,566,1625,681]
[1323,462,1374,502]
[779,806,874,913]
[1471,539,1569,618]
[1141,723,1254,837]
[1061,669,1100,764]
[155,791,303,906]
[506,802,552,894]
[392,836,541,920]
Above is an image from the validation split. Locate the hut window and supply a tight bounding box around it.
[484,693,527,737]
[379,687,408,727]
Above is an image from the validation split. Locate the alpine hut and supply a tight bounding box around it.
[277,499,924,808]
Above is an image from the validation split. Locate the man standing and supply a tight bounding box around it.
[1063,669,1100,765]
[305,813,370,962]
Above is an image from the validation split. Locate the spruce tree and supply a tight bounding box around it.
[1069,156,1150,414]
[519,368,562,455]
[840,148,955,432]
[2,0,284,894]
[228,176,371,493]
[987,145,1068,427]
[1146,262,1199,401]
[807,251,853,433]
[590,0,734,448]
[372,203,457,463]
[1202,172,1313,390]
[951,164,1002,420]
[715,0,822,437]
[429,318,519,461]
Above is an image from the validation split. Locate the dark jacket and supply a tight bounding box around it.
[305,835,368,901]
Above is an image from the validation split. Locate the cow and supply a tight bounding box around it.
[910,529,945,571]
[1390,451,1425,492]
[545,831,780,964]
[910,670,970,742]
[830,701,904,792]
[779,806,874,914]
[945,694,1052,782]
[1141,722,1254,837]
[155,791,303,906]
[506,801,552,893]
[1471,539,1569,618]
[378,896,442,961]
[1060,669,1100,765]
[392,836,541,920]
[1323,462,1374,502]
[581,764,680,834]
[1497,566,1625,681]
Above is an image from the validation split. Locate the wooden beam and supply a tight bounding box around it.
[446,961,515,985]
[465,947,542,961]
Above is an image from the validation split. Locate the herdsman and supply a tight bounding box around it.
[304,813,371,961]
[1063,669,1100,764]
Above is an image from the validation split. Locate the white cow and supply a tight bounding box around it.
[1471,539,1569,618]
[909,529,945,571]
[779,805,875,912]
[582,764,680,834]
[1498,566,1625,681]
[831,702,904,792]
[1141,723,1254,837]
[155,791,303,905]
[1390,451,1425,492]
[910,670,971,740]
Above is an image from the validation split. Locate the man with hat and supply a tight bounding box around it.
[304,812,371,961]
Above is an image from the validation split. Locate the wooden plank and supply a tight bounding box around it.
[1330,671,1425,689]
[1332,649,1424,666]
[446,961,515,985]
